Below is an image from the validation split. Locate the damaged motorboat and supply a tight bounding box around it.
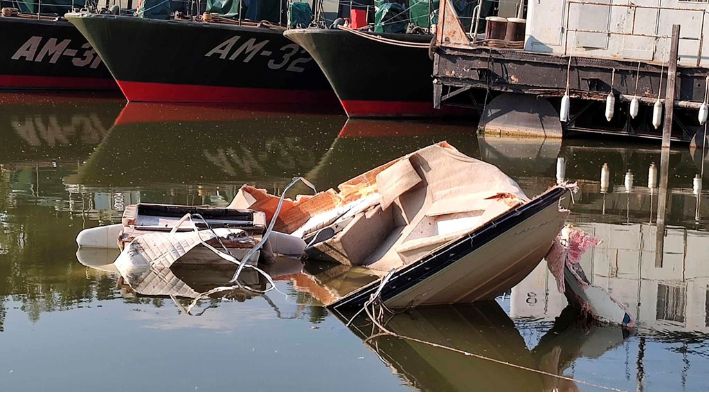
[76,201,306,295]
[75,142,572,313]
[230,142,571,313]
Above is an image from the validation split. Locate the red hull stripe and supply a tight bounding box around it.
[116,80,338,105]
[340,99,469,118]
[0,74,117,90]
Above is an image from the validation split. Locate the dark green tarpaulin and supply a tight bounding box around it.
[374,0,406,33]
[137,0,171,19]
[408,0,438,29]
[205,0,281,22]
[287,1,312,28]
[14,0,85,14]
[207,0,240,17]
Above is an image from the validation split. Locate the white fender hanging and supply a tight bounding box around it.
[653,99,663,129]
[699,103,708,125]
[605,93,615,122]
[653,62,665,130]
[630,96,639,119]
[560,57,572,123]
[560,93,570,122]
[605,68,616,122]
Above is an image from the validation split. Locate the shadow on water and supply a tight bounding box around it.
[0,96,708,390]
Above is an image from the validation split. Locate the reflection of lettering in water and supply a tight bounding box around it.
[12,113,109,147]
[203,147,265,177]
[202,138,315,177]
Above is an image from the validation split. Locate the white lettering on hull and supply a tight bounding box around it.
[205,35,312,72]
[11,36,103,69]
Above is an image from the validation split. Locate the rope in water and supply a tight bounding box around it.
[353,270,623,392]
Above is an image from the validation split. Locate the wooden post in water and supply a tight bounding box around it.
[654,146,670,269]
[662,25,681,149]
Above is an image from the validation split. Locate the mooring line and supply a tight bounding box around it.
[357,270,623,392]
[338,25,431,48]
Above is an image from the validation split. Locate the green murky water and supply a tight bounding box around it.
[0,93,707,391]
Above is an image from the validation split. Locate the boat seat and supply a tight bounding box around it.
[307,204,402,265]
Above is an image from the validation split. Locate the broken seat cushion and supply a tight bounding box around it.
[375,157,423,211]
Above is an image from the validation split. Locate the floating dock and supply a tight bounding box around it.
[432,0,709,142]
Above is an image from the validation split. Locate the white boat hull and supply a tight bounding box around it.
[385,199,568,308]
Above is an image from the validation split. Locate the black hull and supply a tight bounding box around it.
[0,16,116,90]
[284,28,464,118]
[66,14,337,105]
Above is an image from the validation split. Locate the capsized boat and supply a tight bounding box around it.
[232,142,571,311]
[0,7,116,90]
[65,2,337,105]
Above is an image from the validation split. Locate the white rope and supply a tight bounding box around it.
[228,176,315,284]
[170,177,315,314]
[338,25,430,48]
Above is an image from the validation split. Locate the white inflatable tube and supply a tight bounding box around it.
[76,224,124,248]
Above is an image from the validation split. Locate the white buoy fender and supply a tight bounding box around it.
[652,100,663,129]
[76,224,124,248]
[560,94,570,122]
[629,96,639,119]
[699,103,708,125]
[605,93,615,121]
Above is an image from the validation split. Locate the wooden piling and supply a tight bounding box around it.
[662,25,681,149]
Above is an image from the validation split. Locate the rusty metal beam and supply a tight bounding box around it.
[434,47,709,108]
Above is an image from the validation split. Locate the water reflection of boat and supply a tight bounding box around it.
[69,103,344,186]
[344,301,627,391]
[0,93,122,162]
[349,302,545,391]
[306,118,477,188]
[477,136,561,178]
[509,154,709,335]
